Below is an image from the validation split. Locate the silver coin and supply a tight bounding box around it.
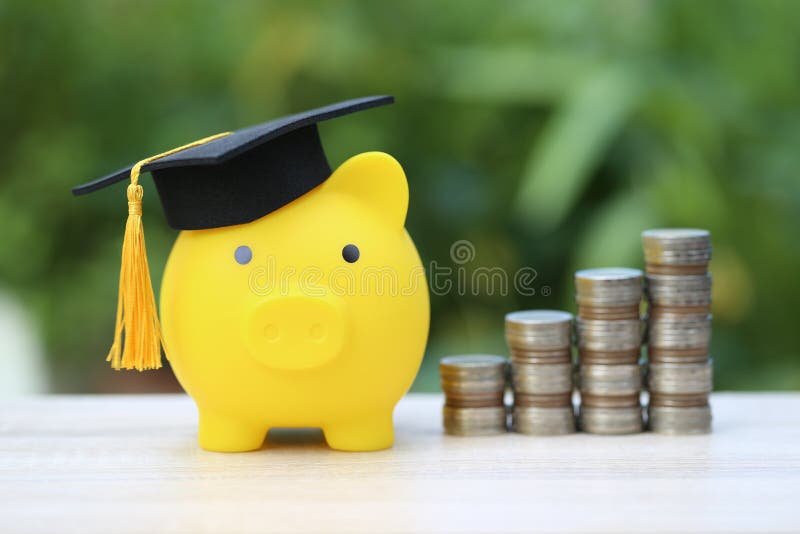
[505,332,572,351]
[440,377,507,395]
[645,273,712,307]
[443,405,508,421]
[647,360,713,395]
[648,404,711,435]
[511,362,574,394]
[578,318,643,334]
[645,249,712,262]
[574,291,644,306]
[505,309,574,327]
[444,395,506,409]
[643,245,711,256]
[513,405,576,435]
[439,355,508,380]
[505,310,573,350]
[579,349,641,365]
[642,228,710,247]
[642,229,712,265]
[577,318,642,352]
[579,405,643,434]
[649,309,711,321]
[649,393,709,408]
[509,347,572,364]
[443,405,508,436]
[578,338,643,353]
[648,315,711,349]
[580,392,641,409]
[579,363,642,396]
[575,268,643,307]
[514,392,573,408]
[575,267,643,283]
[648,346,709,364]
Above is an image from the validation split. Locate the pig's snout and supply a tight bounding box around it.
[245,295,347,370]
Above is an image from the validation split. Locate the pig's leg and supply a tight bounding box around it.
[323,411,394,451]
[198,411,267,452]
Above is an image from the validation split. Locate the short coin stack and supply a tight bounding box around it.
[505,311,575,435]
[439,355,508,436]
[575,268,644,434]
[643,229,713,434]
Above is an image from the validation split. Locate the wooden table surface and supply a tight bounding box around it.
[1,393,798,533]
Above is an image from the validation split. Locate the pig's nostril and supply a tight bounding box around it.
[309,323,326,342]
[263,324,280,342]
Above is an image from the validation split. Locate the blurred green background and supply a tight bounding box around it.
[1,0,798,393]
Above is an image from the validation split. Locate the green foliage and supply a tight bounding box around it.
[1,0,798,391]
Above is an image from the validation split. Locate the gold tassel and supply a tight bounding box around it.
[107,132,231,371]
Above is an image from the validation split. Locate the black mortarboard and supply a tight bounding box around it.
[73,95,394,230]
[75,95,395,372]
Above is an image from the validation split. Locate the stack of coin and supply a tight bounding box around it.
[643,229,713,434]
[575,268,644,434]
[505,310,575,435]
[439,355,508,436]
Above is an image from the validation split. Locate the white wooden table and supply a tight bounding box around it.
[1,393,798,533]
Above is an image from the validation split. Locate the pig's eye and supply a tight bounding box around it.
[342,244,360,263]
[234,245,252,265]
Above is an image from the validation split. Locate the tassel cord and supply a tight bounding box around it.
[106,132,231,371]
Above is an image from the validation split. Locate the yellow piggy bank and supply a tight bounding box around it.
[72,97,429,452]
[162,152,429,452]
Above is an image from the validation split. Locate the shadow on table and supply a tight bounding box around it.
[264,428,327,450]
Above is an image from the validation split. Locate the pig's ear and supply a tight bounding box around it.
[323,152,409,228]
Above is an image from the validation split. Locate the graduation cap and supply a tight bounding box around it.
[74,95,394,371]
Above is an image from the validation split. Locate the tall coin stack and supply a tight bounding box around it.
[643,229,713,434]
[575,268,644,434]
[439,355,508,436]
[505,311,575,435]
